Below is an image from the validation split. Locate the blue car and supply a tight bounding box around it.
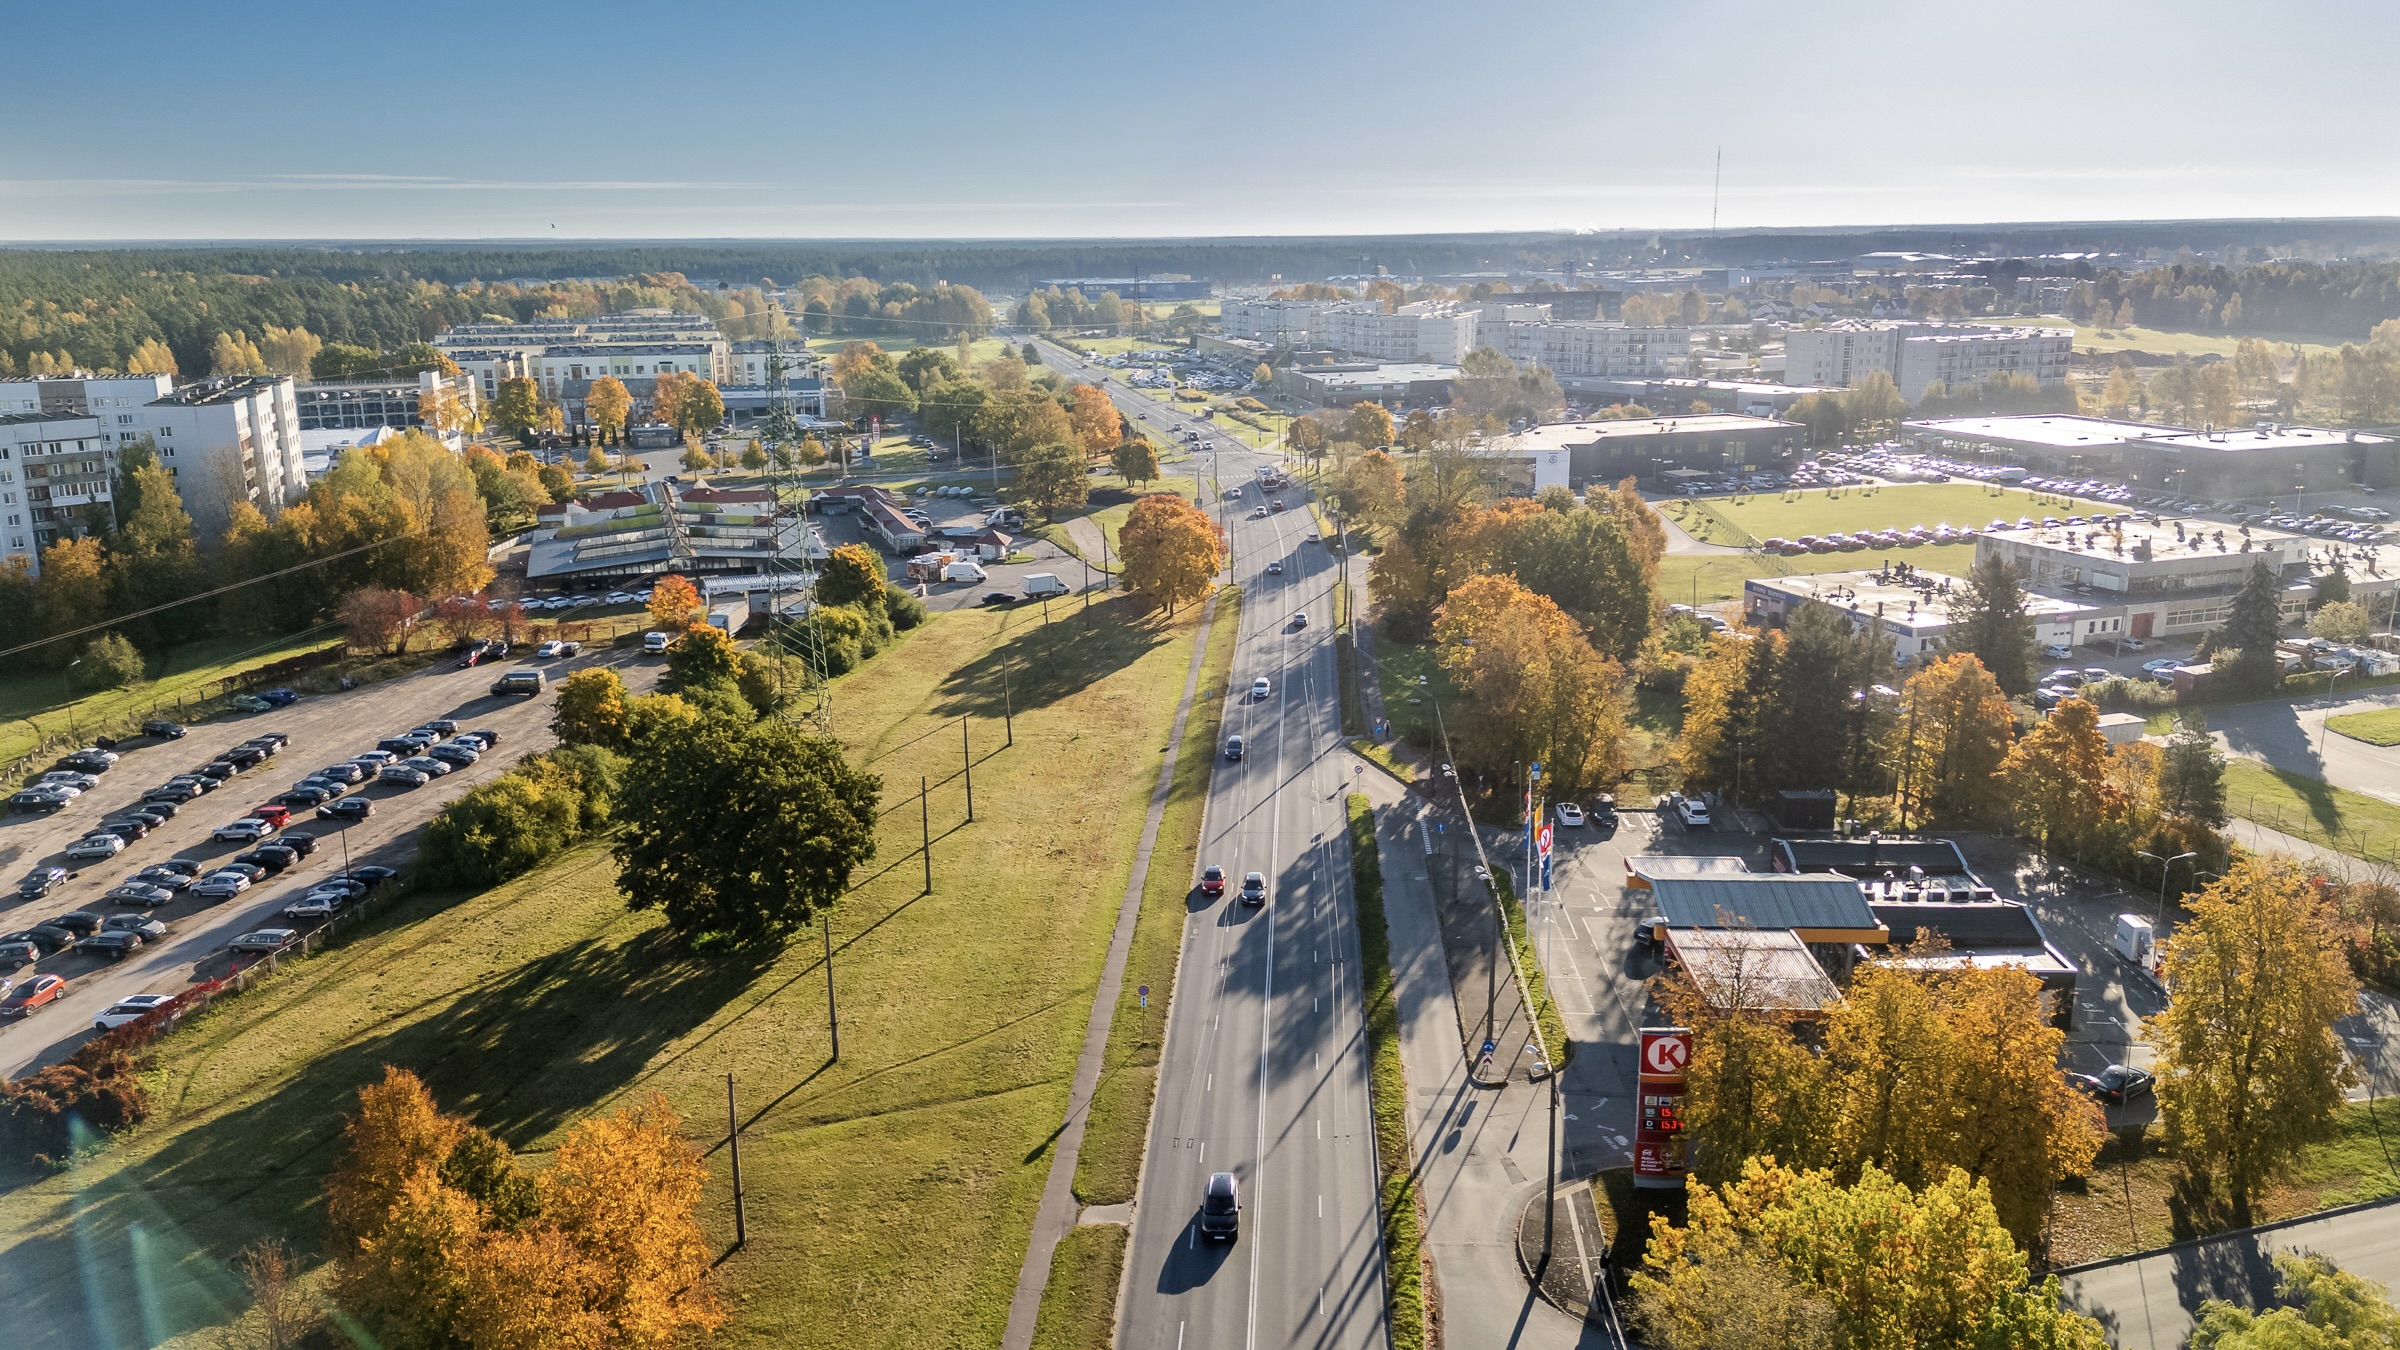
[259,688,301,707]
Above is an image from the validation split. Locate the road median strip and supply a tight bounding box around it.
[1347,792,1431,1350]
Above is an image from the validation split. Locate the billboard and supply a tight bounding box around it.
[1634,1026,1691,1189]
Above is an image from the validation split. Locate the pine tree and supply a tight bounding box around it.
[2157,714,2229,826]
[1944,554,2039,695]
[2213,557,2287,697]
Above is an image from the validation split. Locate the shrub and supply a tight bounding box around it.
[884,582,928,631]
[416,750,617,890]
[0,1045,149,1167]
[77,632,146,690]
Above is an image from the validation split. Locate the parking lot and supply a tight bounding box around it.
[0,642,663,1079]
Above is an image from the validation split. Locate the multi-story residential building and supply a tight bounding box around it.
[0,412,108,569]
[1780,321,2072,400]
[1485,321,1696,379]
[1218,298,1343,346]
[141,377,305,542]
[0,373,301,545]
[1309,302,1480,363]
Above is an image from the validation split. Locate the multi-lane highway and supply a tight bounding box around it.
[1033,340,1389,1350]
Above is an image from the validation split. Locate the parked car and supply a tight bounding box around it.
[419,719,459,736]
[350,750,397,767]
[103,882,176,907]
[190,874,252,902]
[92,993,175,1031]
[282,891,348,920]
[1239,871,1267,907]
[10,788,73,812]
[227,928,300,955]
[141,719,187,739]
[275,785,335,809]
[320,797,375,822]
[0,973,68,1018]
[1200,864,1226,897]
[251,803,291,827]
[1199,1171,1241,1240]
[379,764,430,787]
[1555,802,1586,827]
[341,865,399,885]
[230,694,274,713]
[643,630,672,654]
[141,782,200,805]
[76,931,144,960]
[152,857,202,877]
[212,818,275,843]
[427,742,481,767]
[259,688,301,707]
[463,728,503,749]
[234,846,299,874]
[1673,794,1712,829]
[95,818,150,842]
[103,914,169,940]
[0,941,41,971]
[0,928,75,957]
[17,867,67,900]
[66,833,129,861]
[45,911,103,937]
[131,866,193,891]
[401,756,453,778]
[60,748,119,772]
[313,763,367,785]
[278,832,319,857]
[2068,1064,2156,1106]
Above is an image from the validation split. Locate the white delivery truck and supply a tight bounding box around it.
[1022,572,1070,599]
[943,560,988,583]
[2113,913,2161,986]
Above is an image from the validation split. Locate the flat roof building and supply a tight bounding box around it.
[0,412,106,570]
[1743,565,2100,666]
[1483,414,1804,490]
[1647,874,1890,945]
[1784,321,2072,401]
[1662,927,1843,1018]
[1275,362,1457,408]
[1907,414,2400,501]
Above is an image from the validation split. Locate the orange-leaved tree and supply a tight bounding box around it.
[1117,493,1224,616]
[648,574,703,630]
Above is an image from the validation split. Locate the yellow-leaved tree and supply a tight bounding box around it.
[648,573,703,630]
[1894,653,2015,827]
[2000,696,2118,856]
[1117,492,1224,616]
[1433,572,1626,793]
[1066,383,1122,458]
[2154,857,2361,1225]
[586,375,632,445]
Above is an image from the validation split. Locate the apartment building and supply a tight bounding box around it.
[294,369,481,437]
[1780,321,2072,400]
[1485,321,1696,379]
[0,412,109,569]
[434,313,732,405]
[0,372,302,545]
[1309,302,1480,363]
[1218,298,1343,345]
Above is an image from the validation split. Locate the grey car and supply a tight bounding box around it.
[1199,1171,1240,1240]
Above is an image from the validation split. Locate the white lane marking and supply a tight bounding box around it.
[1207,1073,1212,1092]
[1318,1194,1323,1217]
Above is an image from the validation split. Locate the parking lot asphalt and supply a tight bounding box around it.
[0,643,663,1080]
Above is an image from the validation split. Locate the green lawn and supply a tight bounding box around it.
[0,630,344,769]
[2013,315,2344,363]
[0,598,1210,1350]
[2222,757,2400,864]
[2328,707,2400,747]
[1030,1225,1128,1350]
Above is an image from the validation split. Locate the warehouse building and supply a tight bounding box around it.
[1905,414,2400,502]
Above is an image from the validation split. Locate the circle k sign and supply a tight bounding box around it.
[1641,1028,1691,1078]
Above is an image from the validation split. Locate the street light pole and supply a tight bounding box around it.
[2136,849,2199,929]
[2317,667,2353,755]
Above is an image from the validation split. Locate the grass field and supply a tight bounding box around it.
[806,335,1015,366]
[2328,707,2400,747]
[0,630,346,768]
[1029,1225,1128,1350]
[2221,758,2400,864]
[0,598,1210,1350]
[1708,482,2119,545]
[2014,315,2345,362]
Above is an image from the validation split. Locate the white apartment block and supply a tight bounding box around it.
[1310,302,1480,363]
[1486,322,1696,379]
[0,412,107,571]
[0,372,301,546]
[1219,297,1342,345]
[1779,321,2073,402]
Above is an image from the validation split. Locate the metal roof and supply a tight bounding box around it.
[1649,875,1882,933]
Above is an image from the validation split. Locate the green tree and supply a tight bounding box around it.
[1488,498,1653,662]
[2310,599,2375,643]
[1332,447,1404,534]
[2214,556,2288,696]
[838,365,918,421]
[489,376,544,440]
[2316,564,2353,608]
[1010,441,1090,521]
[896,346,959,392]
[2191,1253,2400,1350]
[552,668,631,748]
[1944,553,2040,695]
[1110,436,1160,487]
[816,543,886,610]
[614,716,880,947]
[77,632,145,689]
[2156,713,2229,826]
[2155,857,2360,1225]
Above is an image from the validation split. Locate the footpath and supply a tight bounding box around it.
[1357,761,1614,1350]
[2059,1196,2400,1350]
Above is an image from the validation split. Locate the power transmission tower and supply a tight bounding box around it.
[758,320,834,735]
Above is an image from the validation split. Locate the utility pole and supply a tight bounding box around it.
[726,1075,746,1247]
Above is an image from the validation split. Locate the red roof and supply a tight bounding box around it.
[578,489,648,512]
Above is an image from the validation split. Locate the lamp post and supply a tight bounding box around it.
[2317,667,2353,755]
[2136,849,2199,929]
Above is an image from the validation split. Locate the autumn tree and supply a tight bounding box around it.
[1066,383,1123,458]
[1118,493,1225,616]
[647,573,703,630]
[554,668,631,748]
[2154,857,2361,1224]
[340,586,421,654]
[814,543,885,610]
[126,336,177,375]
[489,376,545,440]
[2190,1253,2400,1349]
[1010,441,1091,521]
[1895,654,2015,826]
[1287,413,1327,464]
[1485,493,1656,663]
[1434,574,1626,792]
[615,713,880,946]
[1346,401,1395,449]
[1110,435,1160,487]
[2001,697,2118,856]
[211,329,268,376]
[1631,1160,2106,1350]
[585,375,631,444]
[1332,447,1404,534]
[1944,553,2040,695]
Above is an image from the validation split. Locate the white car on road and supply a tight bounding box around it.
[1251,677,1271,700]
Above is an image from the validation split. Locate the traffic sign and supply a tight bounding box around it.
[1481,1038,1497,1056]
[1138,984,1149,1009]
[1537,824,1554,858]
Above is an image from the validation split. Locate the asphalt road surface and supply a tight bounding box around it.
[1115,427,1387,1349]
[0,644,661,1080]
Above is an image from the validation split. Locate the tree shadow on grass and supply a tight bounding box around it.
[0,925,771,1350]
[932,593,1171,720]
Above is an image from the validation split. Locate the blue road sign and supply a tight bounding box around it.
[1481,1038,1497,1056]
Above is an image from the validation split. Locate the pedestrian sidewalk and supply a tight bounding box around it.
[1359,763,1607,1350]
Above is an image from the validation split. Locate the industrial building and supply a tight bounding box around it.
[1477,414,1804,492]
[1275,362,1458,408]
[1742,565,2100,666]
[524,479,822,585]
[1905,414,2400,502]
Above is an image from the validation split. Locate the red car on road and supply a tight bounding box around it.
[1200,865,1226,897]
[0,973,67,1018]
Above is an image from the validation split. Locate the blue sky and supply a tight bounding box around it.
[1,0,2389,240]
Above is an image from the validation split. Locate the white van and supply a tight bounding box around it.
[943,560,989,583]
[1022,573,1070,598]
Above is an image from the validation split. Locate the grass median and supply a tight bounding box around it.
[1347,792,1429,1350]
[2328,707,2400,747]
[1029,1224,1129,1350]
[0,596,1210,1350]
